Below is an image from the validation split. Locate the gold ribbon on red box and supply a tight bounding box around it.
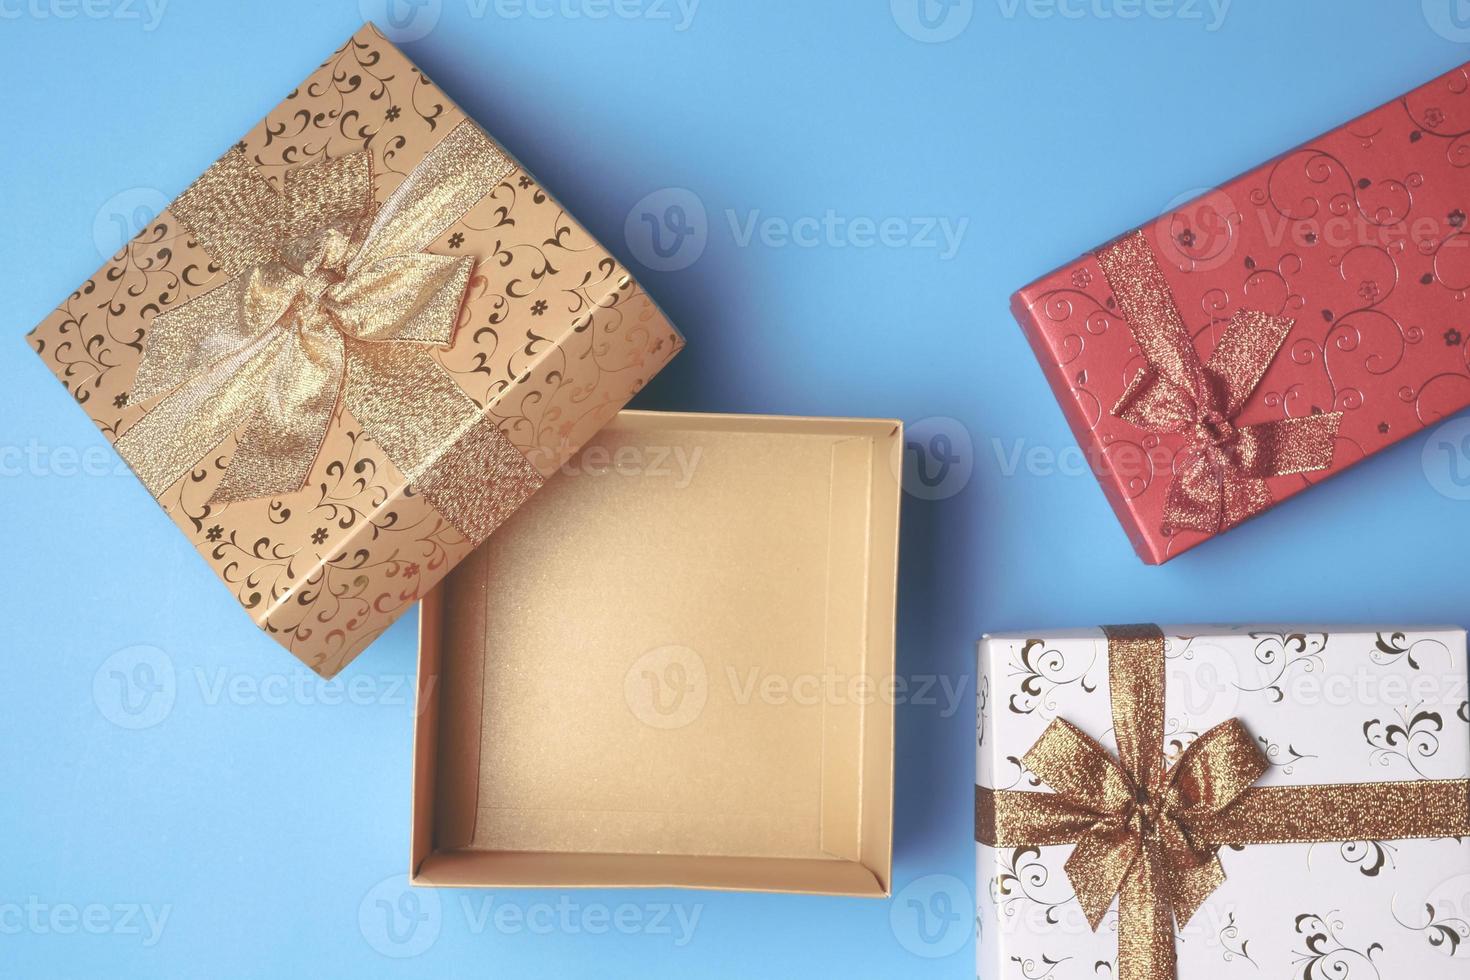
[1095,232,1342,534]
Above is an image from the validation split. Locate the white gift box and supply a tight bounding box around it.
[975,625,1470,979]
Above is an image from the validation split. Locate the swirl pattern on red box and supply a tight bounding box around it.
[1013,64,1470,563]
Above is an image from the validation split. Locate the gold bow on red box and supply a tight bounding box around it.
[1096,233,1342,535]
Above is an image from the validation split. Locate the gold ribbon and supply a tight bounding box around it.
[113,122,544,542]
[1096,232,1342,533]
[976,624,1470,980]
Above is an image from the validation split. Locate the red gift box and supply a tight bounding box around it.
[1012,61,1470,564]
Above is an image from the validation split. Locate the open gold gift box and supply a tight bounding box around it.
[410,411,902,895]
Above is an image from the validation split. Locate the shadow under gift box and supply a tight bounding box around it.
[1011,60,1470,564]
[25,24,682,677]
[411,411,902,895]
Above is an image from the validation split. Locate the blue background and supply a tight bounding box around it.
[4,1,1470,977]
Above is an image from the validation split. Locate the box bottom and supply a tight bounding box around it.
[412,411,900,895]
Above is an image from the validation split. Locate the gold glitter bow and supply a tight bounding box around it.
[112,121,543,541]
[1096,232,1342,534]
[977,624,1470,980]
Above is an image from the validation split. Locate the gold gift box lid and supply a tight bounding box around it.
[26,24,682,677]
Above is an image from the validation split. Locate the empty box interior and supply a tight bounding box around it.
[412,411,901,895]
